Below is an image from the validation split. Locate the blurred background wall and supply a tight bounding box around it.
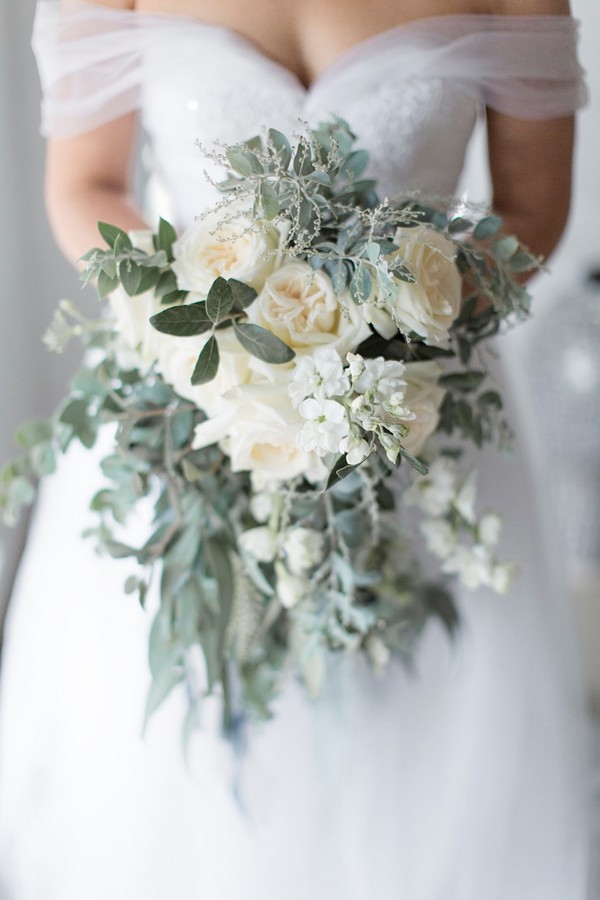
[0,1,599,702]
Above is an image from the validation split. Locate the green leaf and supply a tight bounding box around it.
[477,390,503,410]
[293,142,314,176]
[257,181,280,220]
[492,235,519,262]
[473,215,502,241]
[350,263,372,304]
[150,302,212,336]
[156,217,177,262]
[119,260,142,296]
[156,270,179,299]
[325,456,362,490]
[228,278,257,311]
[30,442,57,477]
[98,221,132,250]
[341,149,369,180]
[59,398,97,448]
[136,266,160,294]
[227,150,259,177]
[233,322,295,363]
[267,128,292,169]
[206,538,234,660]
[397,445,429,476]
[206,277,235,324]
[15,420,54,449]
[191,335,219,385]
[439,370,487,392]
[365,242,380,263]
[97,269,119,298]
[448,216,473,234]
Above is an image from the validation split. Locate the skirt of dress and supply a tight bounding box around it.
[0,334,590,900]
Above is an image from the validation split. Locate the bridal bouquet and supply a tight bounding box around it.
[1,120,536,730]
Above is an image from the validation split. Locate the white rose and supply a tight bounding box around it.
[401,361,445,455]
[192,379,327,484]
[239,526,278,563]
[172,203,282,295]
[108,230,166,370]
[156,328,251,416]
[389,225,462,348]
[282,528,325,576]
[247,260,370,356]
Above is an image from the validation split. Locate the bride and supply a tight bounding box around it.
[0,0,590,897]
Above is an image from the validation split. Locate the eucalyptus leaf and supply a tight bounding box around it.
[233,322,295,363]
[98,221,132,250]
[228,279,257,311]
[150,302,212,336]
[257,181,280,220]
[156,217,178,261]
[267,128,292,169]
[206,277,235,324]
[473,215,502,241]
[119,260,142,296]
[191,335,220,385]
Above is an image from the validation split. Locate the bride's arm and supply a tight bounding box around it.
[45,112,148,265]
[486,110,575,267]
[487,0,575,265]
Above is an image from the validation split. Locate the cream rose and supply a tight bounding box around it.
[171,204,282,295]
[108,230,166,370]
[388,225,462,348]
[246,260,371,356]
[192,380,327,484]
[156,328,251,416]
[401,361,446,455]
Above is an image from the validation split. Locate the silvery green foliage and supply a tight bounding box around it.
[0,120,537,735]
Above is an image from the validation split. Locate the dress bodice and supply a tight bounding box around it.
[33,4,587,230]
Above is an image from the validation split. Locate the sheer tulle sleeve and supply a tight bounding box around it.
[32,4,588,139]
[32,1,147,138]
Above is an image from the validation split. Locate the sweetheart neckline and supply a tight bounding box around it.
[67,4,579,96]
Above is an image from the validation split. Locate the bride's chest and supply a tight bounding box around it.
[139,25,478,224]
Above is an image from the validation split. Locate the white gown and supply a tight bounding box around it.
[0,6,591,899]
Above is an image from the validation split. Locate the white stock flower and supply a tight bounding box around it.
[346,352,366,380]
[401,361,445,455]
[239,526,278,563]
[297,397,350,455]
[247,260,370,356]
[282,528,325,576]
[275,562,309,609]
[339,433,371,466]
[354,357,406,402]
[288,348,349,408]
[454,470,478,524]
[365,634,391,674]
[420,519,457,559]
[250,492,276,523]
[478,513,502,548]
[404,457,457,517]
[490,563,516,594]
[441,544,494,590]
[388,225,462,348]
[172,203,281,294]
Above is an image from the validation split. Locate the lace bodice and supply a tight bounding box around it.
[33,4,587,229]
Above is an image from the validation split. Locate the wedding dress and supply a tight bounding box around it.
[0,5,590,898]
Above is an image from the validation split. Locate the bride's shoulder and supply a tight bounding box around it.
[490,0,572,13]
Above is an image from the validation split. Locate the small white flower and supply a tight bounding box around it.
[420,519,457,559]
[404,457,457,517]
[239,526,278,563]
[379,431,401,464]
[383,392,415,421]
[275,562,309,609]
[441,544,493,590]
[297,397,350,454]
[282,527,325,576]
[288,348,349,408]
[250,492,276,524]
[346,352,366,380]
[365,634,391,674]
[339,433,371,466]
[478,513,502,548]
[354,357,406,401]
[490,563,516,594]
[454,470,478,524]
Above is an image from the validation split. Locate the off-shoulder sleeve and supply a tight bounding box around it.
[313,15,588,122]
[32,0,146,138]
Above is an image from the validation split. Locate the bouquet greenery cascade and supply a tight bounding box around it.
[1,119,537,731]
